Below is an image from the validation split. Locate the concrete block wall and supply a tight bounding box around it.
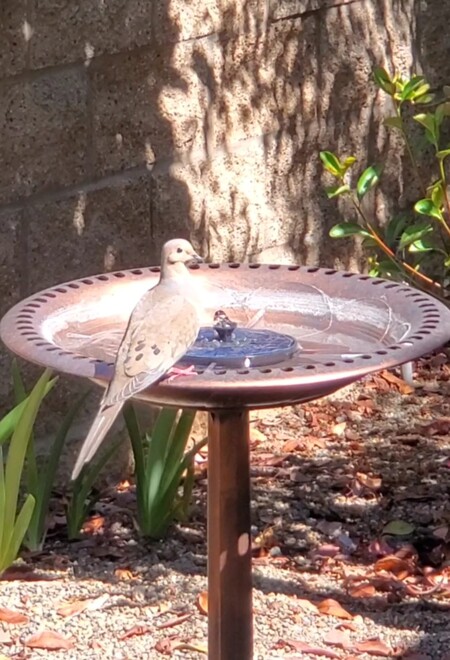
[0,0,449,408]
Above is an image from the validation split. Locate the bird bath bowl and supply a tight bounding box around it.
[2,263,450,659]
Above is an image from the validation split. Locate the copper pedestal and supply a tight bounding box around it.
[2,263,450,659]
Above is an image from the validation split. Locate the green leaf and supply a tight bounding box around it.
[430,181,445,209]
[66,435,122,539]
[0,449,5,552]
[382,520,415,536]
[3,370,51,540]
[398,222,433,250]
[414,198,444,220]
[0,378,56,446]
[319,151,344,177]
[25,389,91,551]
[401,75,427,102]
[376,260,402,276]
[325,184,350,199]
[373,67,395,95]
[385,214,409,248]
[329,223,369,238]
[409,238,435,253]
[414,113,438,147]
[384,116,403,130]
[160,411,196,495]
[356,165,382,200]
[362,236,378,248]
[342,156,357,169]
[410,82,431,101]
[0,370,51,574]
[124,404,199,540]
[146,409,179,505]
[4,495,35,571]
[414,93,435,105]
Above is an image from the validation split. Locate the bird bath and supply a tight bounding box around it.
[2,262,450,660]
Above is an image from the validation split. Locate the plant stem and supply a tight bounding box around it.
[394,103,424,193]
[350,194,442,293]
[439,159,450,228]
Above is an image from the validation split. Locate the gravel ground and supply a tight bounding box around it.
[1,357,450,659]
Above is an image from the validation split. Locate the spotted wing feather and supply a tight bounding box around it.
[102,285,200,407]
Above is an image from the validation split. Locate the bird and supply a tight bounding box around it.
[71,238,203,480]
[213,309,237,342]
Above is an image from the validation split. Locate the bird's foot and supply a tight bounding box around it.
[165,364,197,382]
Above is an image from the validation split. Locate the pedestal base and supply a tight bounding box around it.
[207,409,253,659]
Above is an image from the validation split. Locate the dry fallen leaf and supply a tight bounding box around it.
[286,639,339,657]
[197,591,208,615]
[374,555,413,579]
[155,636,179,655]
[114,568,135,580]
[0,630,12,644]
[120,625,151,640]
[173,641,208,654]
[355,638,393,656]
[25,630,74,650]
[155,613,192,630]
[281,438,300,452]
[348,583,376,598]
[116,479,132,491]
[380,370,414,394]
[331,421,347,436]
[250,427,268,444]
[295,598,319,614]
[82,515,105,534]
[57,593,109,618]
[324,629,351,649]
[0,606,29,624]
[318,598,354,620]
[356,472,382,491]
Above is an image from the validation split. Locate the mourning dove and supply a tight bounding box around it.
[72,238,203,480]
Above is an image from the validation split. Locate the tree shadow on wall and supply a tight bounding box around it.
[163,0,443,268]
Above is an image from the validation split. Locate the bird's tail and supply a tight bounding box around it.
[71,402,123,480]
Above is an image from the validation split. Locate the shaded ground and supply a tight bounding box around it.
[1,354,450,659]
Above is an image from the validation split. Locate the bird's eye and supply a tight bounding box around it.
[176,247,183,253]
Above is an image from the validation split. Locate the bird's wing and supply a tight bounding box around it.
[102,285,200,407]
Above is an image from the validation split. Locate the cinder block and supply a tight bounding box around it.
[89,50,175,176]
[0,0,28,77]
[153,0,268,44]
[0,69,88,204]
[26,176,154,293]
[0,208,25,403]
[29,0,153,69]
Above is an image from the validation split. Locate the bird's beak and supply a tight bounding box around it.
[188,252,204,265]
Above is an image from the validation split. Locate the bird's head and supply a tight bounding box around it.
[162,238,203,267]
